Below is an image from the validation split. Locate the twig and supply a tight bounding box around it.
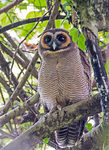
[0,15,66,34]
[46,0,52,15]
[0,93,39,127]
[0,0,24,14]
[0,86,5,104]
[10,5,53,77]
[0,50,39,116]
[0,41,25,67]
[0,129,15,139]
[60,3,67,15]
[1,32,38,78]
[0,49,13,85]
[0,48,28,102]
[19,5,53,46]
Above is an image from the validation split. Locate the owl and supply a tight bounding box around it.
[38,28,91,148]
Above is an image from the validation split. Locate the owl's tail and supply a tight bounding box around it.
[55,119,86,148]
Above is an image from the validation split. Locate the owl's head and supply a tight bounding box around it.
[38,28,75,57]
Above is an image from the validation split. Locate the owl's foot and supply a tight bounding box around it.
[49,106,57,114]
[49,104,62,115]
[57,104,62,111]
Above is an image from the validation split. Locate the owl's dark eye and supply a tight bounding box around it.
[57,34,66,42]
[44,35,52,44]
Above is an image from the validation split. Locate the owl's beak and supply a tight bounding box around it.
[52,41,57,50]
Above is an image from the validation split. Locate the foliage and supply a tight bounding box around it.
[0,0,109,150]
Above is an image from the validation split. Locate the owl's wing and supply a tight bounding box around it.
[79,49,92,95]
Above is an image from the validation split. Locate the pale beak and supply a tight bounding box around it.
[52,41,57,50]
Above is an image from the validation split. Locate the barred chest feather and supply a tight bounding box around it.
[38,48,90,111]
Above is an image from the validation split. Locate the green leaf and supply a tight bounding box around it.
[69,27,78,43]
[18,3,28,10]
[61,9,71,25]
[0,13,11,26]
[39,105,44,114]
[28,0,46,8]
[63,21,72,30]
[55,20,62,28]
[43,138,50,144]
[86,123,92,131]
[0,1,6,8]
[66,0,72,5]
[26,10,45,19]
[78,33,86,51]
[105,144,109,150]
[105,58,109,77]
[0,12,19,26]
[63,2,67,9]
[34,0,46,8]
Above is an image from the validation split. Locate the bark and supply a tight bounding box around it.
[0,0,24,14]
[84,29,109,119]
[72,0,109,34]
[0,93,100,128]
[0,94,109,150]
[0,93,39,127]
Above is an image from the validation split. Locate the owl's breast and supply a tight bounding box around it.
[38,51,90,110]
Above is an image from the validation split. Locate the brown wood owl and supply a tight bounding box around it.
[38,28,91,148]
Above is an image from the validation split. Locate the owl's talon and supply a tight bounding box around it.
[49,106,57,114]
[48,104,62,115]
[57,104,62,111]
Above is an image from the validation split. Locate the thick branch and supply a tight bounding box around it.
[0,92,39,127]
[1,94,109,150]
[0,0,24,14]
[72,121,109,150]
[45,0,61,30]
[0,94,100,127]
[71,0,109,34]
[84,29,109,119]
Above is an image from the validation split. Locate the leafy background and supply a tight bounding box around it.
[0,0,109,149]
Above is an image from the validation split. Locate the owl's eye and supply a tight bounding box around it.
[57,34,66,42]
[44,35,52,44]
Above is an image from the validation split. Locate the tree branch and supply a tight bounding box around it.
[0,92,39,127]
[0,0,24,14]
[1,93,109,150]
[0,50,39,116]
[0,49,28,102]
[72,121,109,150]
[0,93,100,128]
[0,75,13,97]
[84,29,109,119]
[45,0,61,30]
[71,0,109,34]
[0,36,38,79]
[0,15,67,34]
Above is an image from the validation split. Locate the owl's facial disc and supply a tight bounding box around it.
[43,34,65,50]
[41,31,71,51]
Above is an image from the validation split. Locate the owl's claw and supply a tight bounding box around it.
[48,106,57,114]
[48,104,62,115]
[57,104,62,111]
